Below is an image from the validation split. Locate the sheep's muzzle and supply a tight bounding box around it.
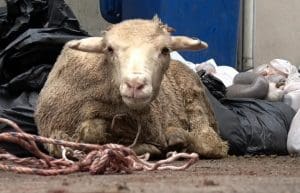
[120,72,153,110]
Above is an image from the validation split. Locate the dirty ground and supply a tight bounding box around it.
[0,156,299,193]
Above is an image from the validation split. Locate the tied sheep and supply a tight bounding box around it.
[35,18,228,158]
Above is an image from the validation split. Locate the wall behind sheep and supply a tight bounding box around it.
[254,0,300,67]
[65,0,110,36]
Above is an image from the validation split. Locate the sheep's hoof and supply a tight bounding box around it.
[165,127,188,151]
[46,130,71,157]
[131,143,161,156]
[190,130,228,158]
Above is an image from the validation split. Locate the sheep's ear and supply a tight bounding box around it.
[171,36,208,51]
[66,37,105,53]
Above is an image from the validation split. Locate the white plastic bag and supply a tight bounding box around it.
[270,59,298,76]
[284,90,300,111]
[287,109,300,155]
[170,51,196,71]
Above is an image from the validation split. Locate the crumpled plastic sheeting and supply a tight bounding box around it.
[253,59,300,110]
[0,28,87,84]
[270,59,298,76]
[220,98,295,155]
[198,70,227,100]
[195,58,239,87]
[206,89,295,155]
[0,0,84,50]
[0,0,88,156]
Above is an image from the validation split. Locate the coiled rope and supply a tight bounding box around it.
[0,118,198,175]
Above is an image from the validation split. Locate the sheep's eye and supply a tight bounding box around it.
[107,46,114,53]
[161,47,170,55]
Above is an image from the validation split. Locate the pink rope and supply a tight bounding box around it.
[0,118,198,175]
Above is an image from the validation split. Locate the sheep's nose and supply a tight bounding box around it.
[125,80,145,91]
[125,74,146,91]
[123,73,150,97]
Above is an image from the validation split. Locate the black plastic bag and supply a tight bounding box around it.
[0,0,84,50]
[0,0,89,156]
[0,28,87,84]
[206,89,296,155]
[197,69,227,100]
[223,99,295,155]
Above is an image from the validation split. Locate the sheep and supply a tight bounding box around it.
[34,17,228,158]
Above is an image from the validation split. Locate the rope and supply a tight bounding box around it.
[0,118,199,175]
[110,113,142,148]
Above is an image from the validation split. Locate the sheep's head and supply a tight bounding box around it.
[67,18,208,110]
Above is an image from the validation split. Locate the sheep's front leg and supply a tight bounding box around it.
[46,130,73,158]
[74,119,109,144]
[165,126,189,151]
[185,85,228,158]
[45,119,109,158]
[189,127,228,158]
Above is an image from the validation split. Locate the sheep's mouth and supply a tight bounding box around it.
[122,95,152,109]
